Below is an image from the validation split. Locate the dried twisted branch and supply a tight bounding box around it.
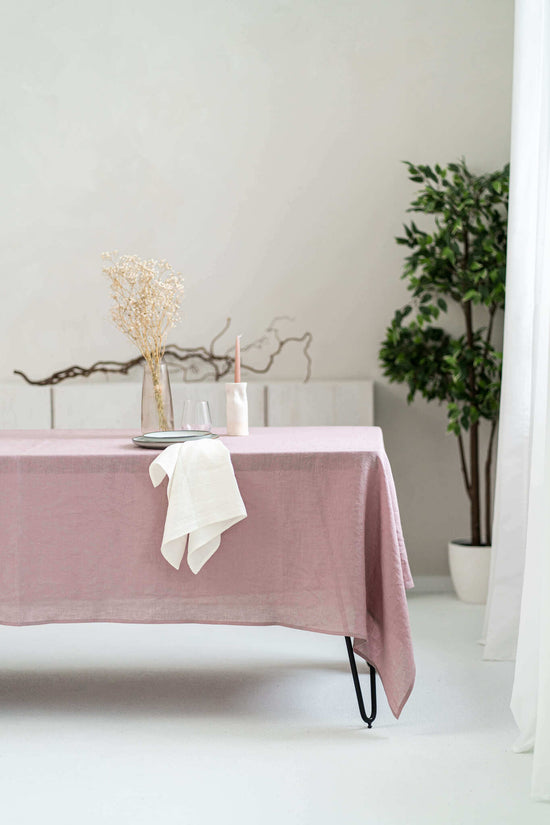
[14,317,313,386]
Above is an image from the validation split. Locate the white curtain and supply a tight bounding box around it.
[483,0,550,801]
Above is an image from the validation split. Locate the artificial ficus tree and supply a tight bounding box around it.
[380,159,509,546]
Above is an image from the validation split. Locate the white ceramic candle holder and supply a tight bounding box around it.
[225,382,249,436]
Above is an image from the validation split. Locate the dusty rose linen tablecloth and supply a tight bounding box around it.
[0,427,415,717]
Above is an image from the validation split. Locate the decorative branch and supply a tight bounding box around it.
[14,357,145,385]
[14,317,313,386]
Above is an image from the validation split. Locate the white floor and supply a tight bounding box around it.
[0,595,546,825]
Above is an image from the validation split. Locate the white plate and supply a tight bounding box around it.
[132,431,217,449]
[144,430,208,439]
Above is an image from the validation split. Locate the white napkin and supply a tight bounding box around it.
[149,438,247,573]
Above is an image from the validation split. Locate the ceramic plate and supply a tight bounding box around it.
[132,431,218,448]
[144,430,208,439]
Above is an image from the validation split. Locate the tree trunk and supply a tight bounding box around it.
[469,421,481,545]
[462,292,481,546]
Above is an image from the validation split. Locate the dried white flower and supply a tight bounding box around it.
[103,252,184,429]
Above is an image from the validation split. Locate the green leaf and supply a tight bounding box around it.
[380,156,508,485]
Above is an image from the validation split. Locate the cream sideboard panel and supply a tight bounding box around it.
[266,381,374,426]
[3,380,374,429]
[53,381,266,429]
[53,383,143,429]
[0,384,52,429]
[171,382,265,428]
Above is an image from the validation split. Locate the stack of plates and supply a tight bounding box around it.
[132,430,218,449]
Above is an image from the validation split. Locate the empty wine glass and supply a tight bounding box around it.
[181,400,212,432]
[194,401,212,431]
[181,400,195,430]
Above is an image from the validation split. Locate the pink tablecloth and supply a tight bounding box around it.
[0,427,415,717]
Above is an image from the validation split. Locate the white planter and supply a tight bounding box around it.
[448,540,491,604]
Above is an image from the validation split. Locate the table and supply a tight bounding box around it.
[0,427,415,720]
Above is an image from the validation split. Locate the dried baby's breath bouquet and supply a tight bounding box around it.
[102,252,184,430]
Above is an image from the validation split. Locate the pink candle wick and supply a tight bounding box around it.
[234,335,241,383]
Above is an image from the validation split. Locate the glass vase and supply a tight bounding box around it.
[141,359,174,433]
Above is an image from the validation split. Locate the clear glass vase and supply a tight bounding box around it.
[141,360,174,433]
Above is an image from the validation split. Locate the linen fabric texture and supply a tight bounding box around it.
[482,0,550,800]
[0,427,415,718]
[149,438,247,573]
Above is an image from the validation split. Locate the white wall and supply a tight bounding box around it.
[0,0,513,576]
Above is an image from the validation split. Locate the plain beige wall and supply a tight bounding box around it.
[0,0,513,576]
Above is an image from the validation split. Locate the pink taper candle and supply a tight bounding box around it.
[234,335,241,383]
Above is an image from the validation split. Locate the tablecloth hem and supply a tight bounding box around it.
[0,614,410,718]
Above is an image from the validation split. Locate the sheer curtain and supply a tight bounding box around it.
[483,0,550,800]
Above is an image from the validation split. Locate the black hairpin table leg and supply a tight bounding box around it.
[345,636,377,727]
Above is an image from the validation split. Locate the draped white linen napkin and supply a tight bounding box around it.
[149,438,247,573]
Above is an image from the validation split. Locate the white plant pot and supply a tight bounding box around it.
[448,540,491,604]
